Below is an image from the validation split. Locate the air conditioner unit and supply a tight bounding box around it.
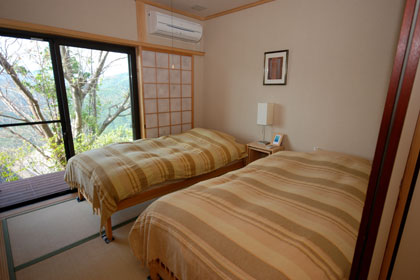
[148,11,203,42]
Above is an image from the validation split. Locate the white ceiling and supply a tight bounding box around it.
[146,0,259,18]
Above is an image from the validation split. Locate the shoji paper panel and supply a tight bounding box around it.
[141,50,193,138]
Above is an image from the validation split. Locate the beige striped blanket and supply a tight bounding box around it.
[64,128,246,229]
[129,151,371,280]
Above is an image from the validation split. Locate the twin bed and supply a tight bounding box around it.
[64,128,247,242]
[128,150,371,279]
[65,128,371,279]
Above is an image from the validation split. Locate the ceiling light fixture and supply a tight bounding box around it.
[191,5,207,11]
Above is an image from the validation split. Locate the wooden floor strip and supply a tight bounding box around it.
[0,171,69,210]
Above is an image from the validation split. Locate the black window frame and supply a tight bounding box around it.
[0,27,141,160]
[0,28,142,209]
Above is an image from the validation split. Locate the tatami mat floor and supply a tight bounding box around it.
[1,195,151,280]
[1,195,78,280]
[1,221,10,280]
[15,223,149,280]
[0,193,77,220]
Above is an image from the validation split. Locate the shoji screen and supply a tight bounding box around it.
[141,50,193,138]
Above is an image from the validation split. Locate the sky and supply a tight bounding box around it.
[0,35,129,78]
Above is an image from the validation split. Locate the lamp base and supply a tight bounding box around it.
[258,140,270,145]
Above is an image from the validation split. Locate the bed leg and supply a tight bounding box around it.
[102,217,114,243]
[149,261,159,280]
[76,189,85,202]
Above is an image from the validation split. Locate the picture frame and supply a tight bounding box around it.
[263,50,288,85]
[271,133,284,146]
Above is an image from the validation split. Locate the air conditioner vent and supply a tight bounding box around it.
[148,11,203,42]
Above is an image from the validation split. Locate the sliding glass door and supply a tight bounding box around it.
[0,29,140,210]
[0,36,66,180]
[59,45,135,154]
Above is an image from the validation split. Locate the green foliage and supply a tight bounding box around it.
[15,65,28,76]
[47,134,66,169]
[1,41,132,181]
[73,126,133,155]
[0,139,68,182]
[0,150,25,182]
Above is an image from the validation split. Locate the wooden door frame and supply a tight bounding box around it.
[350,0,420,278]
[379,114,420,278]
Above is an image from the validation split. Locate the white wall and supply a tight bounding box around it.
[202,0,404,159]
[0,0,138,41]
[1,1,415,276]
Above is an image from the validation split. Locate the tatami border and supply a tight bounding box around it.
[2,219,15,280]
[2,200,139,279]
[3,197,75,220]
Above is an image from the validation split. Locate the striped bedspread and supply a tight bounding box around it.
[64,128,246,228]
[129,151,371,280]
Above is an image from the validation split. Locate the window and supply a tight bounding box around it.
[141,50,193,137]
[0,37,66,180]
[59,44,137,154]
[0,28,140,209]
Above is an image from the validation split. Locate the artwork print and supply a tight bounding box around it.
[264,50,288,85]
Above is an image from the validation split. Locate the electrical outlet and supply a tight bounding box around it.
[313,147,320,151]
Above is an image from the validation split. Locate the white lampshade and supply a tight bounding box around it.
[257,103,274,125]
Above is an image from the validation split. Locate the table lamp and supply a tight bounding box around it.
[257,103,273,144]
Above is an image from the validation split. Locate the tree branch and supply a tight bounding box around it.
[5,127,52,161]
[97,93,130,136]
[35,42,59,121]
[0,88,33,123]
[0,89,44,137]
[60,47,78,88]
[84,51,109,98]
[0,52,54,139]
[101,57,125,73]
[0,113,27,122]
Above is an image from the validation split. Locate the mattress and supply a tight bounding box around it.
[64,128,246,228]
[129,151,371,279]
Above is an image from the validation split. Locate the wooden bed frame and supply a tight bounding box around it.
[149,259,179,280]
[78,158,246,242]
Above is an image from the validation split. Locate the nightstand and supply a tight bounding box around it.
[247,141,285,164]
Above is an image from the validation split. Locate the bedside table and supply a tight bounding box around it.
[247,141,285,164]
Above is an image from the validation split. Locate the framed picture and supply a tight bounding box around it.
[263,50,288,85]
[271,133,284,146]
